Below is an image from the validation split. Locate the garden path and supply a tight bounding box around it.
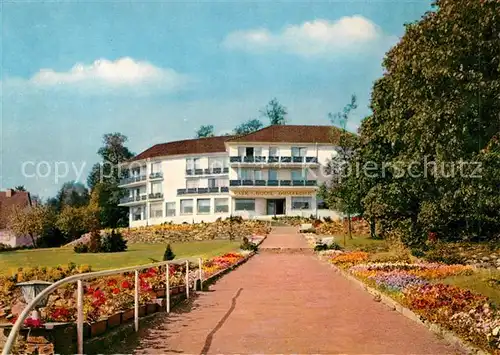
[120,227,464,354]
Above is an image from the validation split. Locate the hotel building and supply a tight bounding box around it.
[118,125,340,227]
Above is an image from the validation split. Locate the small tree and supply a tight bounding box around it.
[233,119,264,135]
[195,125,215,138]
[260,98,287,125]
[8,205,55,248]
[163,244,176,261]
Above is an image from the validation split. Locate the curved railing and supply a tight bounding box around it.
[2,257,203,355]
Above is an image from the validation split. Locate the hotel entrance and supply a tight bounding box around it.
[267,198,286,216]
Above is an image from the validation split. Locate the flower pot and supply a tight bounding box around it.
[107,312,122,329]
[90,319,107,337]
[146,303,158,315]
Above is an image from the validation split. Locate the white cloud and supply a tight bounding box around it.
[223,16,394,58]
[2,57,191,96]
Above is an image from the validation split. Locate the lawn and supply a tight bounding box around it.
[0,240,240,275]
[442,268,500,305]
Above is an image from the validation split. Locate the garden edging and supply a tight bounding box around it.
[324,260,488,355]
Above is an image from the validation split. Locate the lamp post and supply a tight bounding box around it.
[16,281,52,320]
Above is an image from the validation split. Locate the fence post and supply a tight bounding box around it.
[134,270,139,332]
[165,262,170,313]
[198,258,203,291]
[77,280,84,355]
[185,260,189,299]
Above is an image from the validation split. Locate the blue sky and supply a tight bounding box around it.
[0,0,432,198]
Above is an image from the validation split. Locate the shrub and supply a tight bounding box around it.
[411,248,426,258]
[163,244,176,261]
[323,216,332,223]
[100,230,128,253]
[240,237,258,251]
[0,243,11,251]
[73,243,89,253]
[314,242,343,252]
[425,244,466,265]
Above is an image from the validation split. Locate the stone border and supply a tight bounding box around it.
[321,259,488,355]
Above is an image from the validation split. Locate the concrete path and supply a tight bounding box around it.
[119,227,463,354]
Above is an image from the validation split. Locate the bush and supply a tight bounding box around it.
[163,244,176,261]
[240,237,258,251]
[314,242,343,252]
[100,230,127,253]
[0,243,11,251]
[411,248,426,258]
[73,243,89,253]
[425,248,465,265]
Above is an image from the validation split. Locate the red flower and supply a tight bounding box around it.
[93,290,105,299]
[112,288,120,294]
[121,280,132,289]
[85,286,95,294]
[107,279,118,287]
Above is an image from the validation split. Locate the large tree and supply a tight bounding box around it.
[86,133,134,228]
[47,181,89,212]
[233,119,264,135]
[260,98,288,125]
[358,0,500,245]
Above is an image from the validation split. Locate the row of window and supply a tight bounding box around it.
[186,157,229,170]
[238,147,308,157]
[234,197,313,211]
[238,168,308,181]
[186,178,228,189]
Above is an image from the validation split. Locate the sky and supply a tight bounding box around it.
[0,0,433,198]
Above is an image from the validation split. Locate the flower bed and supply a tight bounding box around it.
[321,251,500,353]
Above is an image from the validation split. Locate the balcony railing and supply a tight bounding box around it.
[148,193,164,200]
[229,180,317,187]
[119,175,147,185]
[186,168,229,176]
[149,172,163,179]
[177,187,229,195]
[119,195,147,204]
[228,156,319,165]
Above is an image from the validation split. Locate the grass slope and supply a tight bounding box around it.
[0,241,239,275]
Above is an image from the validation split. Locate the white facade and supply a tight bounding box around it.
[119,138,339,227]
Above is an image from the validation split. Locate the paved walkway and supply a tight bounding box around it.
[119,228,463,354]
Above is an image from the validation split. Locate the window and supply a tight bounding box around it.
[132,206,143,221]
[150,203,163,218]
[238,147,246,157]
[186,158,201,170]
[197,199,211,214]
[254,170,263,180]
[166,202,176,216]
[269,147,279,157]
[246,147,254,157]
[317,198,328,210]
[239,168,253,180]
[151,162,161,173]
[180,199,193,214]
[292,197,312,210]
[186,179,199,189]
[215,198,229,213]
[208,178,228,188]
[209,157,226,170]
[291,169,305,180]
[291,147,307,157]
[268,169,278,180]
[254,147,263,156]
[131,167,141,177]
[235,199,255,211]
[151,182,162,194]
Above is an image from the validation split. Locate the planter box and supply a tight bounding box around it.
[122,308,134,323]
[90,319,107,337]
[107,312,122,329]
[146,303,158,315]
[155,288,166,298]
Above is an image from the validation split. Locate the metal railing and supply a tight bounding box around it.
[229,156,319,164]
[229,179,317,187]
[2,258,203,355]
[119,175,147,185]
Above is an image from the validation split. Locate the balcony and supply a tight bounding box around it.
[119,194,147,205]
[148,192,164,200]
[149,172,163,180]
[229,155,319,167]
[119,175,147,186]
[229,180,317,187]
[186,167,229,176]
[177,187,230,195]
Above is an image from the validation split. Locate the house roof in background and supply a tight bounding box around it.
[226,125,339,144]
[0,190,32,229]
